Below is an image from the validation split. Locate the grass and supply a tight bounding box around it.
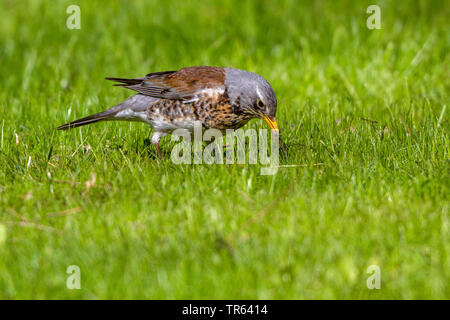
[0,0,449,299]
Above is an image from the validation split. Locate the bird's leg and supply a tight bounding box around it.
[154,142,162,158]
[151,132,166,158]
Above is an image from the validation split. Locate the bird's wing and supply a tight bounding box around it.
[105,66,226,101]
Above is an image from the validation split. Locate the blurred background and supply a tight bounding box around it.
[1,0,448,119]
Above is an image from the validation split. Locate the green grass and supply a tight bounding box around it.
[0,0,449,299]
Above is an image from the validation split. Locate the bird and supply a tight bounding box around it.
[57,66,279,157]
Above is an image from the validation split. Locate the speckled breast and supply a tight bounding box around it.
[146,92,252,132]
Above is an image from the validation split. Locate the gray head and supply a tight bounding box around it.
[224,68,278,129]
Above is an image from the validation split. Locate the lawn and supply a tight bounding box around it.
[0,0,448,299]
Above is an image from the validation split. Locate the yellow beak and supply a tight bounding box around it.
[263,115,279,130]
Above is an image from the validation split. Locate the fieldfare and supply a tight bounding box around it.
[58,66,279,157]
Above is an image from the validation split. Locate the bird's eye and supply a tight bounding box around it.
[257,99,265,108]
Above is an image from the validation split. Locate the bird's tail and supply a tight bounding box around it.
[57,94,152,130]
[57,109,119,130]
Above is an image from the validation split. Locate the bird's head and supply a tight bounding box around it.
[225,68,278,130]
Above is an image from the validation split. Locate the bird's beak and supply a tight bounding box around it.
[262,115,279,130]
[262,113,287,157]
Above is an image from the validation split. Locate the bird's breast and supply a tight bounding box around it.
[146,92,252,132]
